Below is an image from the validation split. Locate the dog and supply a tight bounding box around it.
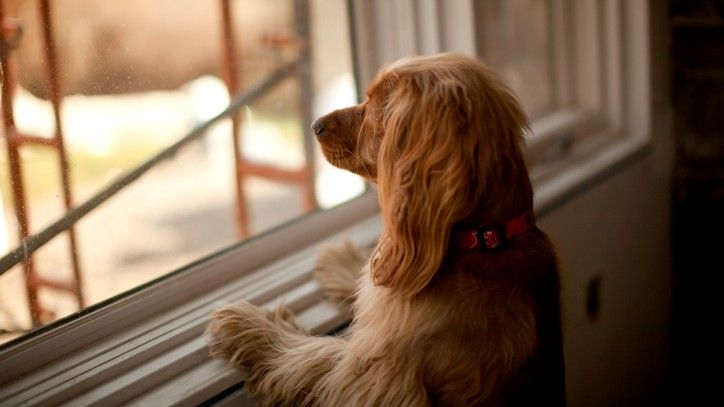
[208,53,564,406]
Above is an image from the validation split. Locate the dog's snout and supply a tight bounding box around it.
[311,118,325,137]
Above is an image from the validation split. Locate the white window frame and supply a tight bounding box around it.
[353,0,651,213]
[0,1,651,405]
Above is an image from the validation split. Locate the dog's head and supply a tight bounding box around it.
[313,53,532,296]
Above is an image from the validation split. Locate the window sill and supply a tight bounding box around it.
[0,193,381,406]
[533,132,651,217]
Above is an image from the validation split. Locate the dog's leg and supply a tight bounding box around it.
[313,239,367,317]
[208,301,347,405]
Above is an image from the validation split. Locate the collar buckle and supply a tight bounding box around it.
[479,223,507,251]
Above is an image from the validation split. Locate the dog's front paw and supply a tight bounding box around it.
[264,304,305,334]
[207,302,285,370]
[314,239,367,311]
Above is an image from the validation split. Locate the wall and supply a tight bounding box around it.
[539,154,671,406]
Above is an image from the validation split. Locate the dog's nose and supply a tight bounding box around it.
[311,118,324,137]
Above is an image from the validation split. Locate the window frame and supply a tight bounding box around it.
[0,0,652,405]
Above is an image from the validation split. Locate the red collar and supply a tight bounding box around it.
[455,210,536,251]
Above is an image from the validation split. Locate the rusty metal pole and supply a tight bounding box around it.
[0,0,43,325]
[39,0,84,308]
[219,0,250,237]
[294,0,317,211]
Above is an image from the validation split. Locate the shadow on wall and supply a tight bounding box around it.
[670,0,724,405]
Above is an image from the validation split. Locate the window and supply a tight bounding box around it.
[474,0,554,118]
[475,0,636,182]
[0,0,652,405]
[472,0,650,212]
[352,0,648,205]
[1,0,362,345]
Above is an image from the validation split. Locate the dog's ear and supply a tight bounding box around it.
[371,73,480,296]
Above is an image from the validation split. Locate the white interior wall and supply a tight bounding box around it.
[539,155,671,406]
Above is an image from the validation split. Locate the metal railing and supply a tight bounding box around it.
[1,0,84,324]
[0,60,299,275]
[0,0,316,327]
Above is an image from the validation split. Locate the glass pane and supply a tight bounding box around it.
[474,0,553,117]
[0,0,361,345]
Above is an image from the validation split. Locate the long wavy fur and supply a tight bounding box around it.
[207,53,564,406]
[372,55,531,295]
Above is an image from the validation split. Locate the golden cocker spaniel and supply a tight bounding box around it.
[208,53,564,406]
